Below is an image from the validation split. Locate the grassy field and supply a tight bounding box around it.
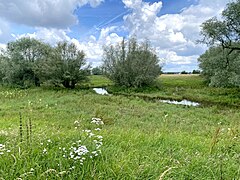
[0,75,239,179]
[108,74,240,107]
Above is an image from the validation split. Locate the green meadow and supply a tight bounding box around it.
[0,75,239,179]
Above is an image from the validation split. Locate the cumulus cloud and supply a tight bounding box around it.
[16,28,72,45]
[1,0,230,71]
[0,0,104,28]
[122,0,229,71]
[16,26,123,67]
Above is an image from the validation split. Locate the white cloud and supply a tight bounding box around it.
[0,18,13,43]
[0,0,104,28]
[122,0,229,71]
[16,28,71,45]
[0,0,230,72]
[15,26,123,67]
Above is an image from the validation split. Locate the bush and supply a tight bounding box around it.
[102,38,161,87]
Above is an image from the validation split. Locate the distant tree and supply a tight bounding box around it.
[192,70,200,74]
[41,42,89,88]
[2,37,50,87]
[92,66,103,75]
[102,38,161,87]
[199,0,240,87]
[181,71,188,74]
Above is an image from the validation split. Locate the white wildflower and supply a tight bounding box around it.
[43,148,47,154]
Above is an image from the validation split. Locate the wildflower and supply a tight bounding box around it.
[95,128,101,131]
[43,148,47,154]
[83,130,91,133]
[47,139,52,143]
[97,135,103,139]
[74,121,80,125]
[91,118,104,125]
[89,133,95,137]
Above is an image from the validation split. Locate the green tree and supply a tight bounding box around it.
[192,70,200,74]
[199,0,240,87]
[198,46,240,87]
[92,66,103,75]
[3,37,50,87]
[181,71,189,74]
[42,42,89,88]
[103,38,161,87]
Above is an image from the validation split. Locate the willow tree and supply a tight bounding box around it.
[103,38,161,87]
[2,37,50,87]
[41,42,89,89]
[198,0,240,87]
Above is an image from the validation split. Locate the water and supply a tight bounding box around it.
[160,99,200,106]
[93,88,109,95]
[93,87,199,106]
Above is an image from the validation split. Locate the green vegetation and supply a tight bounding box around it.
[108,75,240,107]
[0,75,239,179]
[91,66,103,75]
[199,0,240,87]
[0,38,90,89]
[103,38,161,87]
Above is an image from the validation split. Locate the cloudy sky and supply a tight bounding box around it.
[0,0,230,72]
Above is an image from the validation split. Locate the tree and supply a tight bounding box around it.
[200,0,240,54]
[198,46,240,87]
[42,42,89,88]
[181,71,188,74]
[192,70,200,74]
[92,66,103,75]
[102,38,161,87]
[198,0,240,87]
[2,37,50,87]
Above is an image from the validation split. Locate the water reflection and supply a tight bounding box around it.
[93,88,109,95]
[160,99,200,106]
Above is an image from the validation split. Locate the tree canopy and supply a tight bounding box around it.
[0,38,89,88]
[198,0,240,87]
[102,38,161,87]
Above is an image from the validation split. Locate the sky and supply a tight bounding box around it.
[0,0,231,72]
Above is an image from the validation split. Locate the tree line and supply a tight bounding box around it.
[1,0,239,89]
[0,37,162,88]
[0,38,89,88]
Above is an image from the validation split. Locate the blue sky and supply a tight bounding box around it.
[0,0,230,72]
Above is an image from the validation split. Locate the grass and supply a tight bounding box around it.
[0,75,239,179]
[108,74,240,107]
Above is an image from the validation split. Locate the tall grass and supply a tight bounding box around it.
[0,75,239,179]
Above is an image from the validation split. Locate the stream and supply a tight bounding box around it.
[93,88,200,107]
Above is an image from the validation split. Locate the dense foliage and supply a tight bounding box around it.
[102,38,161,87]
[199,0,240,87]
[0,38,89,88]
[92,66,103,75]
[198,47,240,87]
